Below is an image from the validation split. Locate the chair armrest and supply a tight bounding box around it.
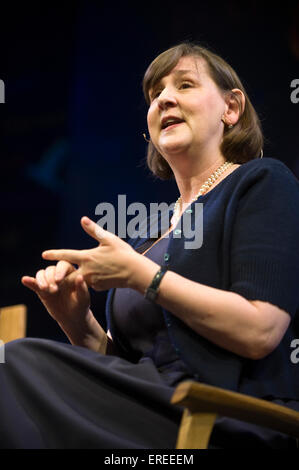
[171,380,299,439]
[0,304,27,343]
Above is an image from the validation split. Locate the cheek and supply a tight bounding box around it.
[205,90,225,116]
[193,102,222,135]
[191,89,224,116]
[147,108,158,135]
[146,112,151,129]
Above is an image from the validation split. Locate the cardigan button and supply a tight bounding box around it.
[164,253,170,262]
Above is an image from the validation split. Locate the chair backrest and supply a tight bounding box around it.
[0,304,27,343]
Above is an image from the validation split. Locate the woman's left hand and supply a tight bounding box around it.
[42,216,140,291]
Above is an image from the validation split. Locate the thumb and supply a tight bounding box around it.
[81,216,115,244]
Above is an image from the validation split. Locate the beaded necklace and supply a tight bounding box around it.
[171,161,233,227]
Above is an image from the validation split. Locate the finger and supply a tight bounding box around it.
[58,268,81,288]
[44,266,58,293]
[36,270,48,290]
[42,249,83,264]
[21,276,40,294]
[81,216,114,244]
[55,260,75,282]
[44,265,56,285]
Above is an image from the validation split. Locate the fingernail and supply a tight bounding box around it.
[83,217,90,225]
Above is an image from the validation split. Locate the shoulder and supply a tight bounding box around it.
[236,157,298,184]
[228,158,299,202]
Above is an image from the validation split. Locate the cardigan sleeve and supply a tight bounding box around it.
[228,159,299,317]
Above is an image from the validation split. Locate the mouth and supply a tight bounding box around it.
[162,122,184,132]
[161,117,185,131]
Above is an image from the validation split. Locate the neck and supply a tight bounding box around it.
[170,158,237,228]
[172,155,227,204]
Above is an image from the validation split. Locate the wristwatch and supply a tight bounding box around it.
[144,266,168,302]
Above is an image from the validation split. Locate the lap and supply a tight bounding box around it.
[0,338,181,449]
[1,338,297,449]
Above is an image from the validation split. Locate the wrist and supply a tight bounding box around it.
[59,309,107,353]
[127,252,161,293]
[144,265,168,302]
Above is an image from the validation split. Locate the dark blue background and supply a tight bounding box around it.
[0,0,298,340]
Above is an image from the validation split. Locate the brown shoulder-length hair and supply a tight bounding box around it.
[142,42,264,180]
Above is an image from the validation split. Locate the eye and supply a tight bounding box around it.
[179,81,193,89]
[150,89,162,101]
[149,80,193,102]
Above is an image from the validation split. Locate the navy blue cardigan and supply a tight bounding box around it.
[106,158,299,400]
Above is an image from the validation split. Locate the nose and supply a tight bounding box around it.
[157,86,177,110]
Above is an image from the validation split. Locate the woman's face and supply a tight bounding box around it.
[147,56,228,161]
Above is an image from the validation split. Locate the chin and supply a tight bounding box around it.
[159,138,190,156]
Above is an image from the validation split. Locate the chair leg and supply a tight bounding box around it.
[176,409,217,449]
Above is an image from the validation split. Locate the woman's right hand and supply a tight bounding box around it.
[22,260,90,326]
[21,261,107,352]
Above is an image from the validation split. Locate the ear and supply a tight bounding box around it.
[223,88,245,126]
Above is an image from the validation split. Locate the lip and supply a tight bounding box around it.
[161,115,184,130]
[161,122,184,132]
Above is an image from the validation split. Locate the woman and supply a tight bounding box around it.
[2,42,299,448]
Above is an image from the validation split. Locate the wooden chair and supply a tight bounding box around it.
[0,304,27,343]
[171,380,299,449]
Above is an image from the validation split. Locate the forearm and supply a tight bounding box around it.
[58,309,108,354]
[157,272,261,358]
[128,255,263,359]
